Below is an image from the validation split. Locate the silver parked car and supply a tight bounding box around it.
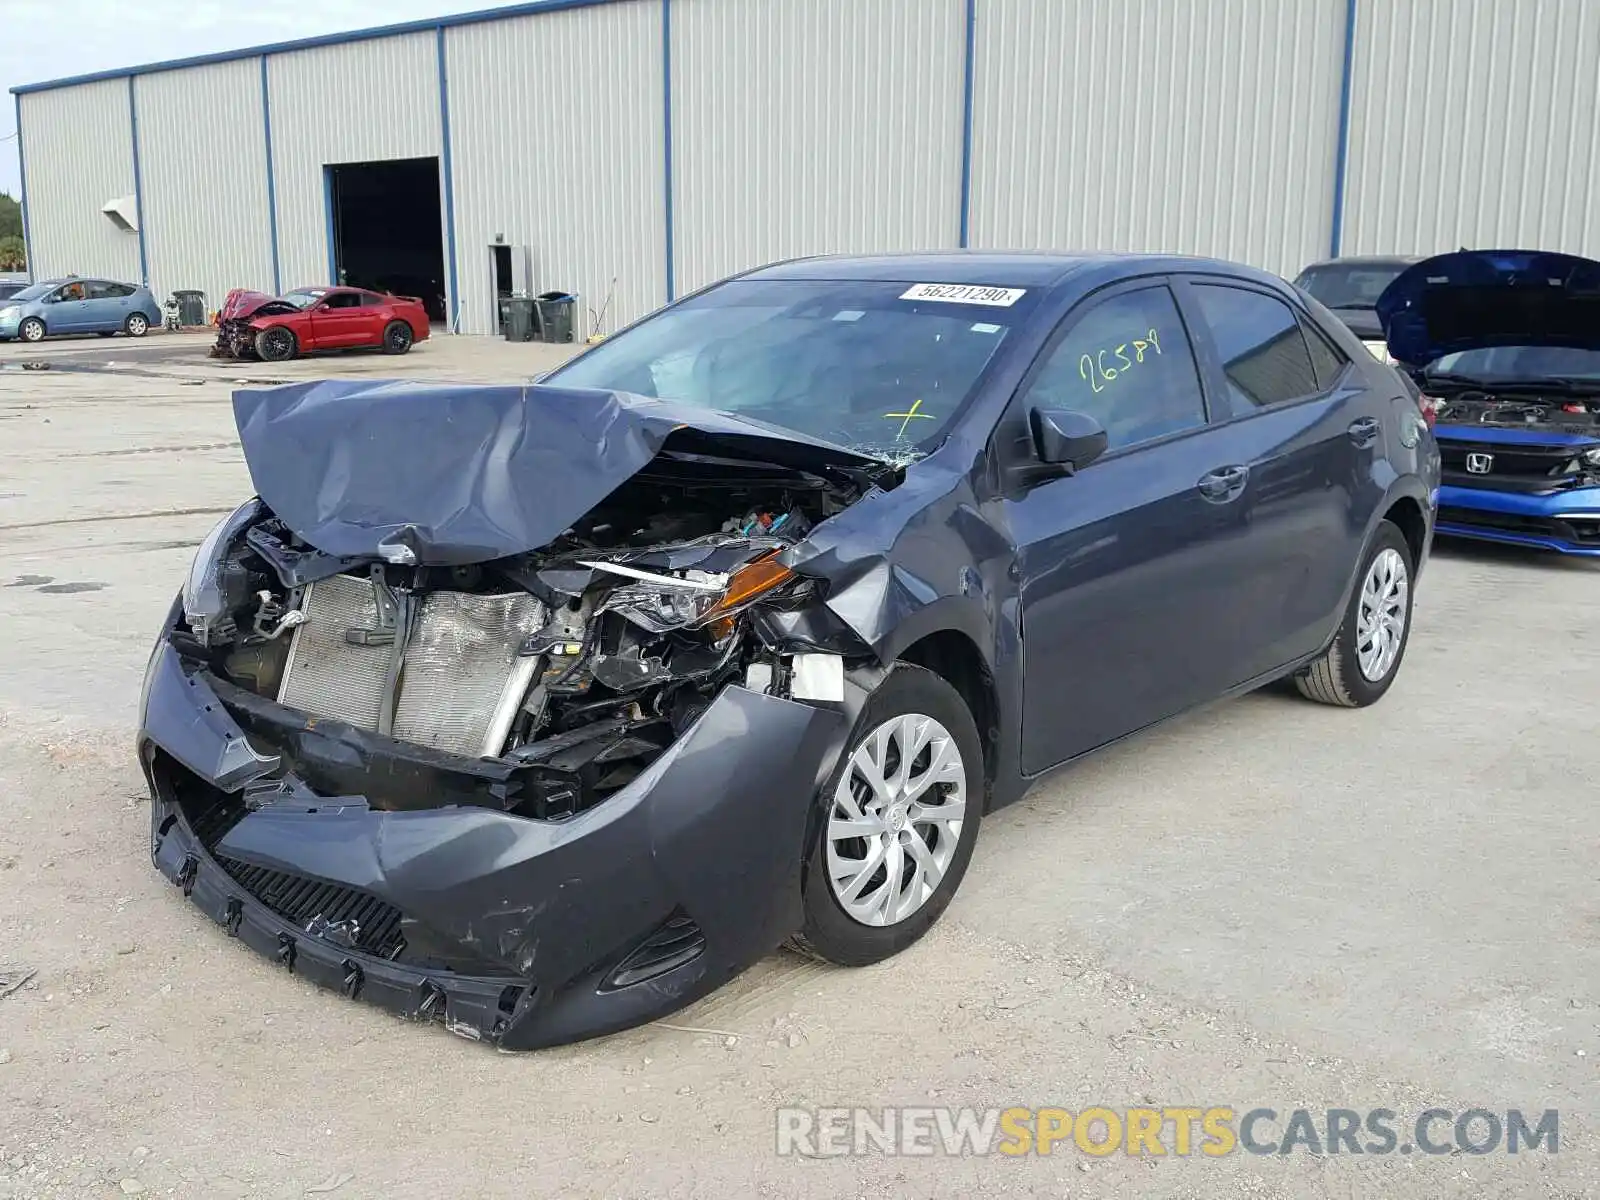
[0,277,163,342]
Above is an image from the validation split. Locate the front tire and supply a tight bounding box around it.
[125,313,149,337]
[1295,520,1414,707]
[381,320,413,355]
[790,665,983,966]
[18,317,45,343]
[255,326,298,362]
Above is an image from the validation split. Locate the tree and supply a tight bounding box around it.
[0,235,23,272]
[0,193,20,242]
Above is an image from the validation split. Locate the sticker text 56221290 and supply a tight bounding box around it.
[900,283,1027,307]
[1080,328,1163,394]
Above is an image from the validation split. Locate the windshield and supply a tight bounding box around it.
[7,283,54,303]
[1294,263,1410,310]
[283,289,327,309]
[1428,345,1600,384]
[547,279,1029,458]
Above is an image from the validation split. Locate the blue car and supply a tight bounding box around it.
[1378,250,1600,557]
[138,252,1439,1047]
[0,276,162,343]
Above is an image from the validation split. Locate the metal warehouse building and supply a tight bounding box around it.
[13,0,1600,339]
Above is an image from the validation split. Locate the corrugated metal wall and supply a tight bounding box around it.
[1341,0,1600,260]
[17,0,1600,330]
[16,80,141,284]
[447,0,665,337]
[670,0,966,297]
[968,0,1347,279]
[265,33,442,291]
[134,59,274,311]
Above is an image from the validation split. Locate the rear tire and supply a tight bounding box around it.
[255,326,298,362]
[125,313,149,338]
[1294,520,1414,707]
[381,320,413,355]
[18,317,45,344]
[789,664,983,966]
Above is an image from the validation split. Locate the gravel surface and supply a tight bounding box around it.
[0,335,1594,1198]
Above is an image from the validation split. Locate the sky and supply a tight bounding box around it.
[1,0,507,197]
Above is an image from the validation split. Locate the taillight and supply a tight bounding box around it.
[1416,395,1442,427]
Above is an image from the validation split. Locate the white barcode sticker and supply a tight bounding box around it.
[899,283,1026,307]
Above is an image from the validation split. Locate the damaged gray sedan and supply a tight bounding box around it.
[139,253,1437,1048]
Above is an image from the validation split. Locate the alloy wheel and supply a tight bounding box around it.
[1355,547,1408,682]
[826,712,967,927]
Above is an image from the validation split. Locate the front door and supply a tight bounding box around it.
[1001,280,1255,773]
[48,282,91,332]
[309,292,372,347]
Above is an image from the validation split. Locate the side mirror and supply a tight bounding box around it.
[1030,408,1108,473]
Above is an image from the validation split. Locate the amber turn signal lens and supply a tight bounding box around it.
[702,551,793,621]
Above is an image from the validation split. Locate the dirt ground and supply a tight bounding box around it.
[0,331,1594,1198]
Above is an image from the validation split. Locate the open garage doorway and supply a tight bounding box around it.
[325,157,447,322]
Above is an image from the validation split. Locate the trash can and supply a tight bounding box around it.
[503,295,537,343]
[534,291,576,343]
[173,289,207,327]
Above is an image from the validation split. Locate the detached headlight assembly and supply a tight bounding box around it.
[587,551,798,635]
[183,498,262,645]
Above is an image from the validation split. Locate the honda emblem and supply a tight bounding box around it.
[1465,452,1494,474]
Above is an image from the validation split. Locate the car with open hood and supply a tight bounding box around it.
[1292,255,1421,363]
[139,252,1437,1048]
[1376,249,1600,556]
[213,285,429,361]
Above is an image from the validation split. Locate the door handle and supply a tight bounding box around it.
[1197,464,1249,503]
[1347,416,1381,447]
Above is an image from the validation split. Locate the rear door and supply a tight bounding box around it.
[1001,279,1268,772]
[1176,276,1384,680]
[85,281,132,331]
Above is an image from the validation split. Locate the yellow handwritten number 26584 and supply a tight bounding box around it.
[1080,328,1162,394]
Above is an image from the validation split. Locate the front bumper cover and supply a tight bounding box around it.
[139,640,849,1048]
[1435,483,1600,556]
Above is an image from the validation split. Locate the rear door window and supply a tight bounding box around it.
[1190,284,1321,415]
[1019,285,1208,452]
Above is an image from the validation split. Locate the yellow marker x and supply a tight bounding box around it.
[884,397,936,440]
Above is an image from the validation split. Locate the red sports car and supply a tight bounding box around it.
[213,286,430,361]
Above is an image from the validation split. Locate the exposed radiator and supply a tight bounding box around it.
[277,573,546,759]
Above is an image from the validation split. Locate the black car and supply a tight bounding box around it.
[139,252,1439,1048]
[1293,255,1422,359]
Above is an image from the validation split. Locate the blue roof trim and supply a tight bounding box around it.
[128,77,150,285]
[436,27,461,331]
[957,0,977,248]
[662,0,675,303]
[1328,0,1358,258]
[13,93,33,282]
[260,56,282,295]
[11,0,621,95]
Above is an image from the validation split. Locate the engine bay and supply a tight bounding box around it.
[174,461,864,819]
[1436,391,1600,433]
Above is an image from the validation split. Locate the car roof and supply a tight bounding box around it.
[1298,255,1423,271]
[740,250,1293,294]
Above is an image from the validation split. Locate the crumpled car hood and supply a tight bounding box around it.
[219,289,281,321]
[1377,249,1600,366]
[233,380,888,566]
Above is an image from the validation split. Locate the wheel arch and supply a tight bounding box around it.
[1382,494,1429,576]
[896,628,1000,804]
